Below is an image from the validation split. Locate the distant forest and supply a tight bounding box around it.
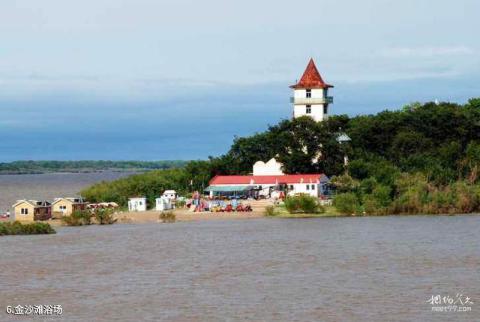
[0,160,187,175]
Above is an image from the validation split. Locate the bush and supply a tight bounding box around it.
[94,208,117,225]
[159,211,176,223]
[334,193,361,214]
[62,210,92,226]
[284,195,324,214]
[0,221,56,235]
[176,199,186,208]
[264,205,277,216]
[330,174,360,193]
[362,184,392,215]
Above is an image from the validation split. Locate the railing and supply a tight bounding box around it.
[290,96,333,104]
[34,212,52,221]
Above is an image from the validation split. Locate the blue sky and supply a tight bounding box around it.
[0,0,479,161]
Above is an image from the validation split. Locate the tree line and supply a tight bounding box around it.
[82,98,480,214]
[0,160,187,174]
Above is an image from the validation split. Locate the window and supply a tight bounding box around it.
[323,105,328,114]
[306,185,310,190]
[311,185,316,190]
[306,89,311,98]
[60,205,67,210]
[21,208,28,215]
[289,185,294,190]
[306,105,311,114]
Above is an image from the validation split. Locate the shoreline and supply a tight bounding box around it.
[40,208,480,228]
[115,209,266,224]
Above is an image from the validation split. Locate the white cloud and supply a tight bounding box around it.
[380,46,474,58]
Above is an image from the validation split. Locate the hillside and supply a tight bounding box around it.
[82,98,480,214]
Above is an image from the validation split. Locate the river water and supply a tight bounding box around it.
[0,216,479,321]
[0,171,136,213]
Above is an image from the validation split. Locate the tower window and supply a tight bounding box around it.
[306,89,311,98]
[323,105,328,114]
[306,105,311,114]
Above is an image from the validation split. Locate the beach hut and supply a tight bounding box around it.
[128,197,147,212]
[12,200,52,222]
[51,197,88,218]
[162,190,177,201]
[155,196,173,211]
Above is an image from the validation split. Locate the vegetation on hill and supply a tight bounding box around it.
[82,98,480,214]
[0,160,187,175]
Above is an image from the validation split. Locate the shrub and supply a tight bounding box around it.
[264,205,277,216]
[452,181,479,213]
[0,221,56,235]
[62,210,92,226]
[390,173,429,214]
[159,211,176,223]
[176,199,186,208]
[284,195,323,214]
[94,208,117,225]
[334,193,361,214]
[284,196,301,213]
[330,174,360,193]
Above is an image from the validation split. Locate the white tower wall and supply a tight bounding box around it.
[292,88,330,122]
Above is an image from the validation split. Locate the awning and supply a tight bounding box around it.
[204,185,254,192]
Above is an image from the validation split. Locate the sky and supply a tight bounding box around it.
[0,0,479,161]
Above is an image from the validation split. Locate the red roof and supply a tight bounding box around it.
[209,174,325,185]
[290,58,333,89]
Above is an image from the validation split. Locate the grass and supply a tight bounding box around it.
[264,205,277,216]
[0,221,56,235]
[266,204,348,218]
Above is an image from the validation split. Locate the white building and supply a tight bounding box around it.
[156,196,173,211]
[162,190,177,201]
[128,197,147,212]
[290,58,333,122]
[206,174,329,198]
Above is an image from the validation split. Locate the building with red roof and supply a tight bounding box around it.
[205,173,329,198]
[290,58,333,122]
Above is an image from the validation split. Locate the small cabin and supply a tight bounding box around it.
[51,197,88,218]
[128,197,147,212]
[162,190,177,201]
[12,200,52,222]
[156,196,173,211]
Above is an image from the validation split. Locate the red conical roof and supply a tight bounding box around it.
[290,58,333,89]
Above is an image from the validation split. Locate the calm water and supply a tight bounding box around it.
[0,171,135,213]
[0,216,479,321]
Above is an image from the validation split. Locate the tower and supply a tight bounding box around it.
[290,58,333,122]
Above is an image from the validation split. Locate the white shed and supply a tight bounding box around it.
[156,196,173,211]
[162,190,177,201]
[128,197,147,212]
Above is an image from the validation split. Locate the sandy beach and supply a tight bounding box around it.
[111,199,271,224]
[41,200,270,226]
[114,208,265,224]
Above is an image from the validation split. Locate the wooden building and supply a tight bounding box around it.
[12,200,52,222]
